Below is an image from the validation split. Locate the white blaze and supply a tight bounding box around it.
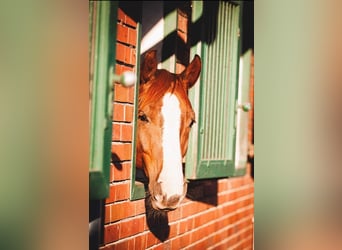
[159,93,183,197]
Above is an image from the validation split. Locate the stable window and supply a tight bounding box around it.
[130,0,251,200]
[130,1,185,200]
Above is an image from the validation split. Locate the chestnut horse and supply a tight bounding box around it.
[136,50,201,211]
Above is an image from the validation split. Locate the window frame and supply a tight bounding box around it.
[130,2,181,200]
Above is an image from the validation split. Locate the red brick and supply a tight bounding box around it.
[124,105,134,122]
[190,227,204,243]
[113,103,124,122]
[115,64,122,75]
[125,46,136,65]
[114,239,129,250]
[106,185,116,204]
[213,228,226,244]
[116,43,136,65]
[205,222,216,238]
[127,238,135,250]
[169,222,179,238]
[218,179,229,192]
[191,201,209,214]
[114,182,130,201]
[117,8,125,23]
[104,223,120,243]
[112,162,131,181]
[133,199,146,216]
[104,205,111,224]
[217,213,237,229]
[109,164,115,182]
[117,8,137,28]
[114,83,130,102]
[111,143,132,161]
[128,86,135,103]
[171,237,181,250]
[179,218,193,235]
[120,216,144,238]
[180,202,195,218]
[128,28,137,46]
[168,206,181,222]
[116,43,126,63]
[179,233,190,248]
[117,23,137,47]
[191,239,208,250]
[112,123,120,141]
[227,177,244,189]
[110,201,132,222]
[233,197,253,211]
[243,175,254,185]
[218,190,239,205]
[151,244,165,250]
[222,204,237,218]
[194,210,216,228]
[146,232,158,248]
[121,123,132,142]
[235,187,252,200]
[117,23,129,44]
[135,233,147,250]
[124,13,137,28]
[115,63,134,75]
[226,233,239,248]
[99,245,114,250]
[236,219,252,232]
[240,236,253,249]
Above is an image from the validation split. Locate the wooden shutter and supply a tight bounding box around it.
[186,1,241,179]
[89,1,118,199]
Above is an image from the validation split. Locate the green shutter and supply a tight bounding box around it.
[89,1,118,199]
[130,22,145,200]
[186,1,241,179]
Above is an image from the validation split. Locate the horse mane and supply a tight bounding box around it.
[139,69,179,109]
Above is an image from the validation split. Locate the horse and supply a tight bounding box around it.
[136,50,201,211]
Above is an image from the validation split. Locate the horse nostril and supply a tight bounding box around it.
[167,195,181,207]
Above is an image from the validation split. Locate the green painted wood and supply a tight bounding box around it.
[185,0,203,179]
[89,1,118,199]
[186,1,241,180]
[130,22,146,200]
[162,4,178,72]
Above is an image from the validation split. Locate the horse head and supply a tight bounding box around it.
[136,50,201,211]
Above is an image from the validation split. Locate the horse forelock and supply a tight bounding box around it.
[139,69,183,109]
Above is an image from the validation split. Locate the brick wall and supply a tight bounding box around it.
[100,5,254,250]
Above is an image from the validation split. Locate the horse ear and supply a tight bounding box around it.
[140,50,158,83]
[179,55,201,89]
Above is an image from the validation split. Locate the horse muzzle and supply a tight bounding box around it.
[150,181,188,211]
[151,194,183,211]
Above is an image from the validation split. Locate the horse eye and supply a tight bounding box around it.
[138,113,149,122]
[189,119,195,128]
